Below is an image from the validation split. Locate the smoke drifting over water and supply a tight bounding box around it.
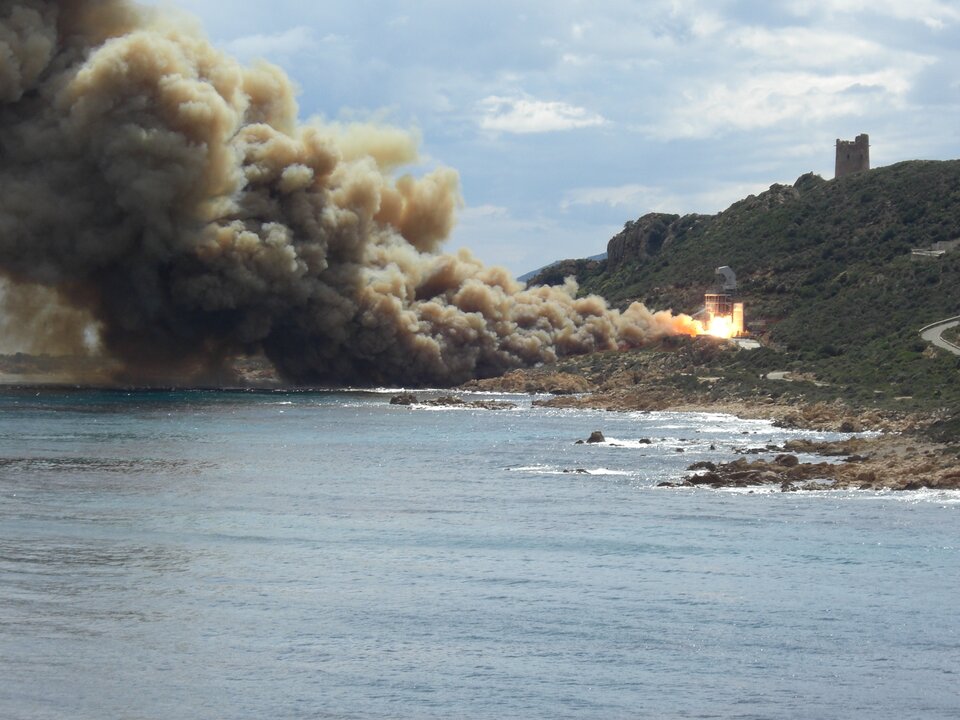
[0,0,701,386]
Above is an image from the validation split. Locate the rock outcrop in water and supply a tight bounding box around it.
[652,438,960,492]
[390,394,516,410]
[458,345,960,491]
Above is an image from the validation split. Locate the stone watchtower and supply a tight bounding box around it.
[835,134,870,178]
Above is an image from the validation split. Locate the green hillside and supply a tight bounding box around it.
[531,160,960,417]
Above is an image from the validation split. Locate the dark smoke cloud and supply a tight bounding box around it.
[0,0,701,386]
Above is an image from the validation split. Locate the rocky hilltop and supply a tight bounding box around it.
[526,160,960,430]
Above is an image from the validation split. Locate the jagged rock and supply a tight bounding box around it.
[783,438,865,456]
[682,456,842,490]
[393,394,515,410]
[465,400,517,410]
[785,464,814,480]
[606,213,680,269]
[844,454,869,463]
[587,431,606,444]
[687,472,722,485]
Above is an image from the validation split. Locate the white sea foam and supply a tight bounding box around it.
[857,488,960,506]
[715,486,781,495]
[410,403,522,412]
[508,465,632,476]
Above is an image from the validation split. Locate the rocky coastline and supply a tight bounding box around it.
[665,438,960,492]
[459,359,960,492]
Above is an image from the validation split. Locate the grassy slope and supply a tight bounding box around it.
[535,160,960,424]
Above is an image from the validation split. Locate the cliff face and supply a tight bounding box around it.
[605,181,811,270]
[606,213,679,269]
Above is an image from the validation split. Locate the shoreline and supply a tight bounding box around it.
[548,396,958,492]
[1,368,956,492]
[462,369,960,492]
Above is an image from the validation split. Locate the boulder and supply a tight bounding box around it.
[839,419,861,433]
[586,431,606,444]
[774,454,800,467]
[687,472,722,486]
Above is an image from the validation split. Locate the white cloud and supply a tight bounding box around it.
[787,0,960,28]
[561,184,680,212]
[154,0,960,273]
[478,95,607,134]
[571,21,591,40]
[459,204,510,220]
[449,203,615,275]
[728,27,891,70]
[222,26,318,62]
[692,182,781,214]
[561,52,596,67]
[562,181,774,216]
[688,12,725,38]
[647,68,920,139]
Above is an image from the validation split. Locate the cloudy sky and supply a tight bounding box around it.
[153,0,960,275]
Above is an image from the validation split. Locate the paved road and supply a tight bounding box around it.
[919,317,960,356]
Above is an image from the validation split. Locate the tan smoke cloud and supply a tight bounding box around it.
[0,279,98,356]
[0,0,701,386]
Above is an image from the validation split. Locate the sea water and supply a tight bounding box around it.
[0,388,957,719]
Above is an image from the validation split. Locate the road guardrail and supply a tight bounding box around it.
[919,316,960,353]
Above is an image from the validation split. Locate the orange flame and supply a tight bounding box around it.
[704,315,736,339]
[692,315,736,339]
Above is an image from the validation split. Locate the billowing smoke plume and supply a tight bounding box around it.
[0,0,701,386]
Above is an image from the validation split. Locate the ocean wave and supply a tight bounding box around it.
[405,403,522,412]
[508,465,633,476]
